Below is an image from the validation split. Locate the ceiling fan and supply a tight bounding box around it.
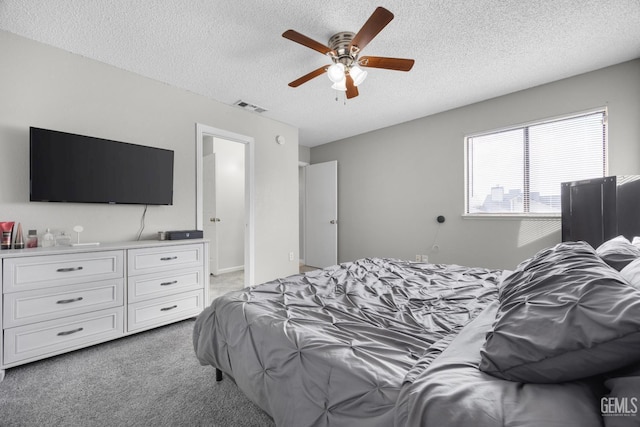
[282,6,415,99]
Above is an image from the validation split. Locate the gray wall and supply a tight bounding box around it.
[0,30,300,284]
[311,59,640,270]
[299,145,310,164]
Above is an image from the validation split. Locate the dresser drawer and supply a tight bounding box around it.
[128,268,203,303]
[127,290,204,332]
[128,244,204,276]
[3,251,124,293]
[3,307,124,365]
[4,279,124,328]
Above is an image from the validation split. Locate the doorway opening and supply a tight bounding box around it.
[196,123,255,302]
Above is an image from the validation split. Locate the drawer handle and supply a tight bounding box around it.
[57,327,84,336]
[160,305,178,312]
[160,256,178,261]
[57,266,84,273]
[160,280,178,286]
[56,297,84,304]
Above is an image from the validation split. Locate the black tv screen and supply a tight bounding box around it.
[30,127,174,205]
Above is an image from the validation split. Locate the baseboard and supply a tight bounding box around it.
[217,265,244,275]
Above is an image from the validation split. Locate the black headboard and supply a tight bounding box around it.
[561,175,640,248]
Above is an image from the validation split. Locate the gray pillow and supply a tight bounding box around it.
[479,241,640,383]
[596,235,640,271]
[395,302,604,427]
[603,364,640,426]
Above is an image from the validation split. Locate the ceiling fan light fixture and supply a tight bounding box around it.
[331,79,347,91]
[350,65,368,86]
[283,7,414,100]
[327,63,346,83]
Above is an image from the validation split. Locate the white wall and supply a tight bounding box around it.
[0,31,300,284]
[311,59,640,270]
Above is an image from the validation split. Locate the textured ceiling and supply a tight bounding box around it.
[1,1,639,147]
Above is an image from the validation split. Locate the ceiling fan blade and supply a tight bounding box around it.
[349,7,394,52]
[359,56,415,71]
[345,74,359,99]
[282,30,334,56]
[288,65,328,87]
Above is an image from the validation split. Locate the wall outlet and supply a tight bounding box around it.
[289,251,295,262]
[422,255,429,263]
[415,254,422,262]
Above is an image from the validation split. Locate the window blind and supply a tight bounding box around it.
[466,110,607,215]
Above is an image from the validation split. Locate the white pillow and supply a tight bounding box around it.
[620,257,640,289]
[612,235,631,243]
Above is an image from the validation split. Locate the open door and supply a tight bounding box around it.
[202,140,246,277]
[196,122,255,288]
[305,161,338,268]
[203,153,219,275]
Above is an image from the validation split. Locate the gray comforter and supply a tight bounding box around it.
[395,300,603,427]
[193,258,502,426]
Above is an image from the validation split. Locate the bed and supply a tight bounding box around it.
[193,240,640,427]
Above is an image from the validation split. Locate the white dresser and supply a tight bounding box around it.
[0,239,208,379]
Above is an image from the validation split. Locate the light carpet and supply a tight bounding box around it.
[0,319,275,427]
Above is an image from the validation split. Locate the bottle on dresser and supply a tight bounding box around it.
[41,228,55,248]
[13,223,25,249]
[1,221,14,249]
[26,229,38,248]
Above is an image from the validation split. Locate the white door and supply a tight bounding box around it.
[215,139,245,273]
[305,161,338,268]
[203,153,219,275]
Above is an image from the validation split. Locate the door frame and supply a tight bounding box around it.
[196,123,255,287]
[299,161,309,266]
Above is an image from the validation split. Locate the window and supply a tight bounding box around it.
[466,109,607,215]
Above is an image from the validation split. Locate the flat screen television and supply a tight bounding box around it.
[30,127,174,205]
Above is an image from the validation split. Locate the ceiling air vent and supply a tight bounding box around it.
[233,100,267,114]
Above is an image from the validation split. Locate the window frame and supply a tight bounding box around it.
[463,107,608,219]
